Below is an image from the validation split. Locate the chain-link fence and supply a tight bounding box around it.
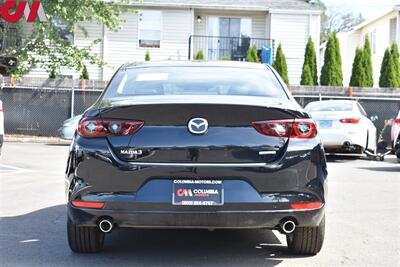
[295,95,400,144]
[1,86,102,136]
[1,80,399,144]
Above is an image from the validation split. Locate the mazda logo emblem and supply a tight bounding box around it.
[188,118,208,135]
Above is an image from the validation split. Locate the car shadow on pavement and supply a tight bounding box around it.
[357,166,400,172]
[0,205,313,267]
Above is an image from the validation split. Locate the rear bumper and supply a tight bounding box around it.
[68,204,325,229]
[319,130,363,148]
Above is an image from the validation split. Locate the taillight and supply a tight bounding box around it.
[394,118,400,124]
[252,119,317,139]
[78,117,144,138]
[339,118,360,124]
[290,202,323,210]
[71,201,105,209]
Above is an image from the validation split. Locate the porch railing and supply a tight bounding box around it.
[188,35,274,62]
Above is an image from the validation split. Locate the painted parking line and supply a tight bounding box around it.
[0,164,30,175]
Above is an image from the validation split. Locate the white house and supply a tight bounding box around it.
[334,5,400,87]
[23,0,321,85]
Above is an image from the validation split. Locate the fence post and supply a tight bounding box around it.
[71,79,75,118]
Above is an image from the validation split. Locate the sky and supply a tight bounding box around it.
[322,0,400,19]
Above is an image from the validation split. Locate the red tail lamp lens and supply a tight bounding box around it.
[78,117,144,138]
[290,202,324,210]
[339,118,360,124]
[71,201,105,209]
[252,119,317,139]
[394,118,400,124]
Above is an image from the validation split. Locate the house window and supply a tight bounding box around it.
[369,30,376,54]
[139,10,161,48]
[54,16,74,43]
[207,17,252,60]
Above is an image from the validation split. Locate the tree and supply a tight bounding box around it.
[379,48,391,87]
[80,65,89,80]
[195,49,205,60]
[362,35,373,87]
[390,42,400,86]
[145,50,151,61]
[333,32,343,84]
[301,37,317,85]
[385,55,400,88]
[301,65,313,86]
[245,44,259,63]
[349,47,366,87]
[272,44,289,85]
[1,0,133,78]
[320,33,343,86]
[305,1,364,42]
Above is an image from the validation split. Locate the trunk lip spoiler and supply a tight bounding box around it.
[106,143,282,169]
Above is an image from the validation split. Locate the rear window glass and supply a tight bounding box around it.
[306,102,354,112]
[102,66,288,99]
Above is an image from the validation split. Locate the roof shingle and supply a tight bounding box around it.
[131,0,320,11]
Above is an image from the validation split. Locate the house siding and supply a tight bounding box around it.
[75,21,103,80]
[18,6,320,84]
[338,11,399,87]
[193,9,266,38]
[103,9,192,79]
[270,13,319,85]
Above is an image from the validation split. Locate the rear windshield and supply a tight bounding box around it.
[306,102,354,112]
[102,66,288,99]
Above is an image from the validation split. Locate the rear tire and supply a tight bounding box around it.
[67,218,105,253]
[286,216,325,255]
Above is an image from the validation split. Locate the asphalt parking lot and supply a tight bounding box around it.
[0,142,399,267]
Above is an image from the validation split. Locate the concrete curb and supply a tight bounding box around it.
[5,135,71,145]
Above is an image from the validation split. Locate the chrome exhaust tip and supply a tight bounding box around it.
[98,219,113,233]
[281,220,296,234]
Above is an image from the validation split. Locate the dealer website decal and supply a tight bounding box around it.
[1,0,46,23]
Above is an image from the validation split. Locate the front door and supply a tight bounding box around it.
[218,18,240,59]
[207,17,252,60]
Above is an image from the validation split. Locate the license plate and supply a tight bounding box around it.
[317,120,332,128]
[172,180,224,206]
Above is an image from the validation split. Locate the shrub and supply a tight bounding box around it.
[272,44,289,85]
[350,47,366,87]
[390,42,400,86]
[320,32,343,86]
[301,65,313,86]
[246,44,259,63]
[385,55,400,88]
[220,55,232,61]
[145,50,151,61]
[195,49,205,60]
[301,37,318,85]
[379,48,391,87]
[80,65,89,80]
[362,35,373,87]
[49,69,56,79]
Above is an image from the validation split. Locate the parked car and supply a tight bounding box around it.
[59,115,82,140]
[391,111,400,162]
[0,100,3,154]
[66,61,327,255]
[305,100,377,154]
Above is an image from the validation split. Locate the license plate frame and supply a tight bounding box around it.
[172,179,224,206]
[317,120,332,129]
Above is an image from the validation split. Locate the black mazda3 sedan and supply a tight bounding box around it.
[66,61,327,254]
